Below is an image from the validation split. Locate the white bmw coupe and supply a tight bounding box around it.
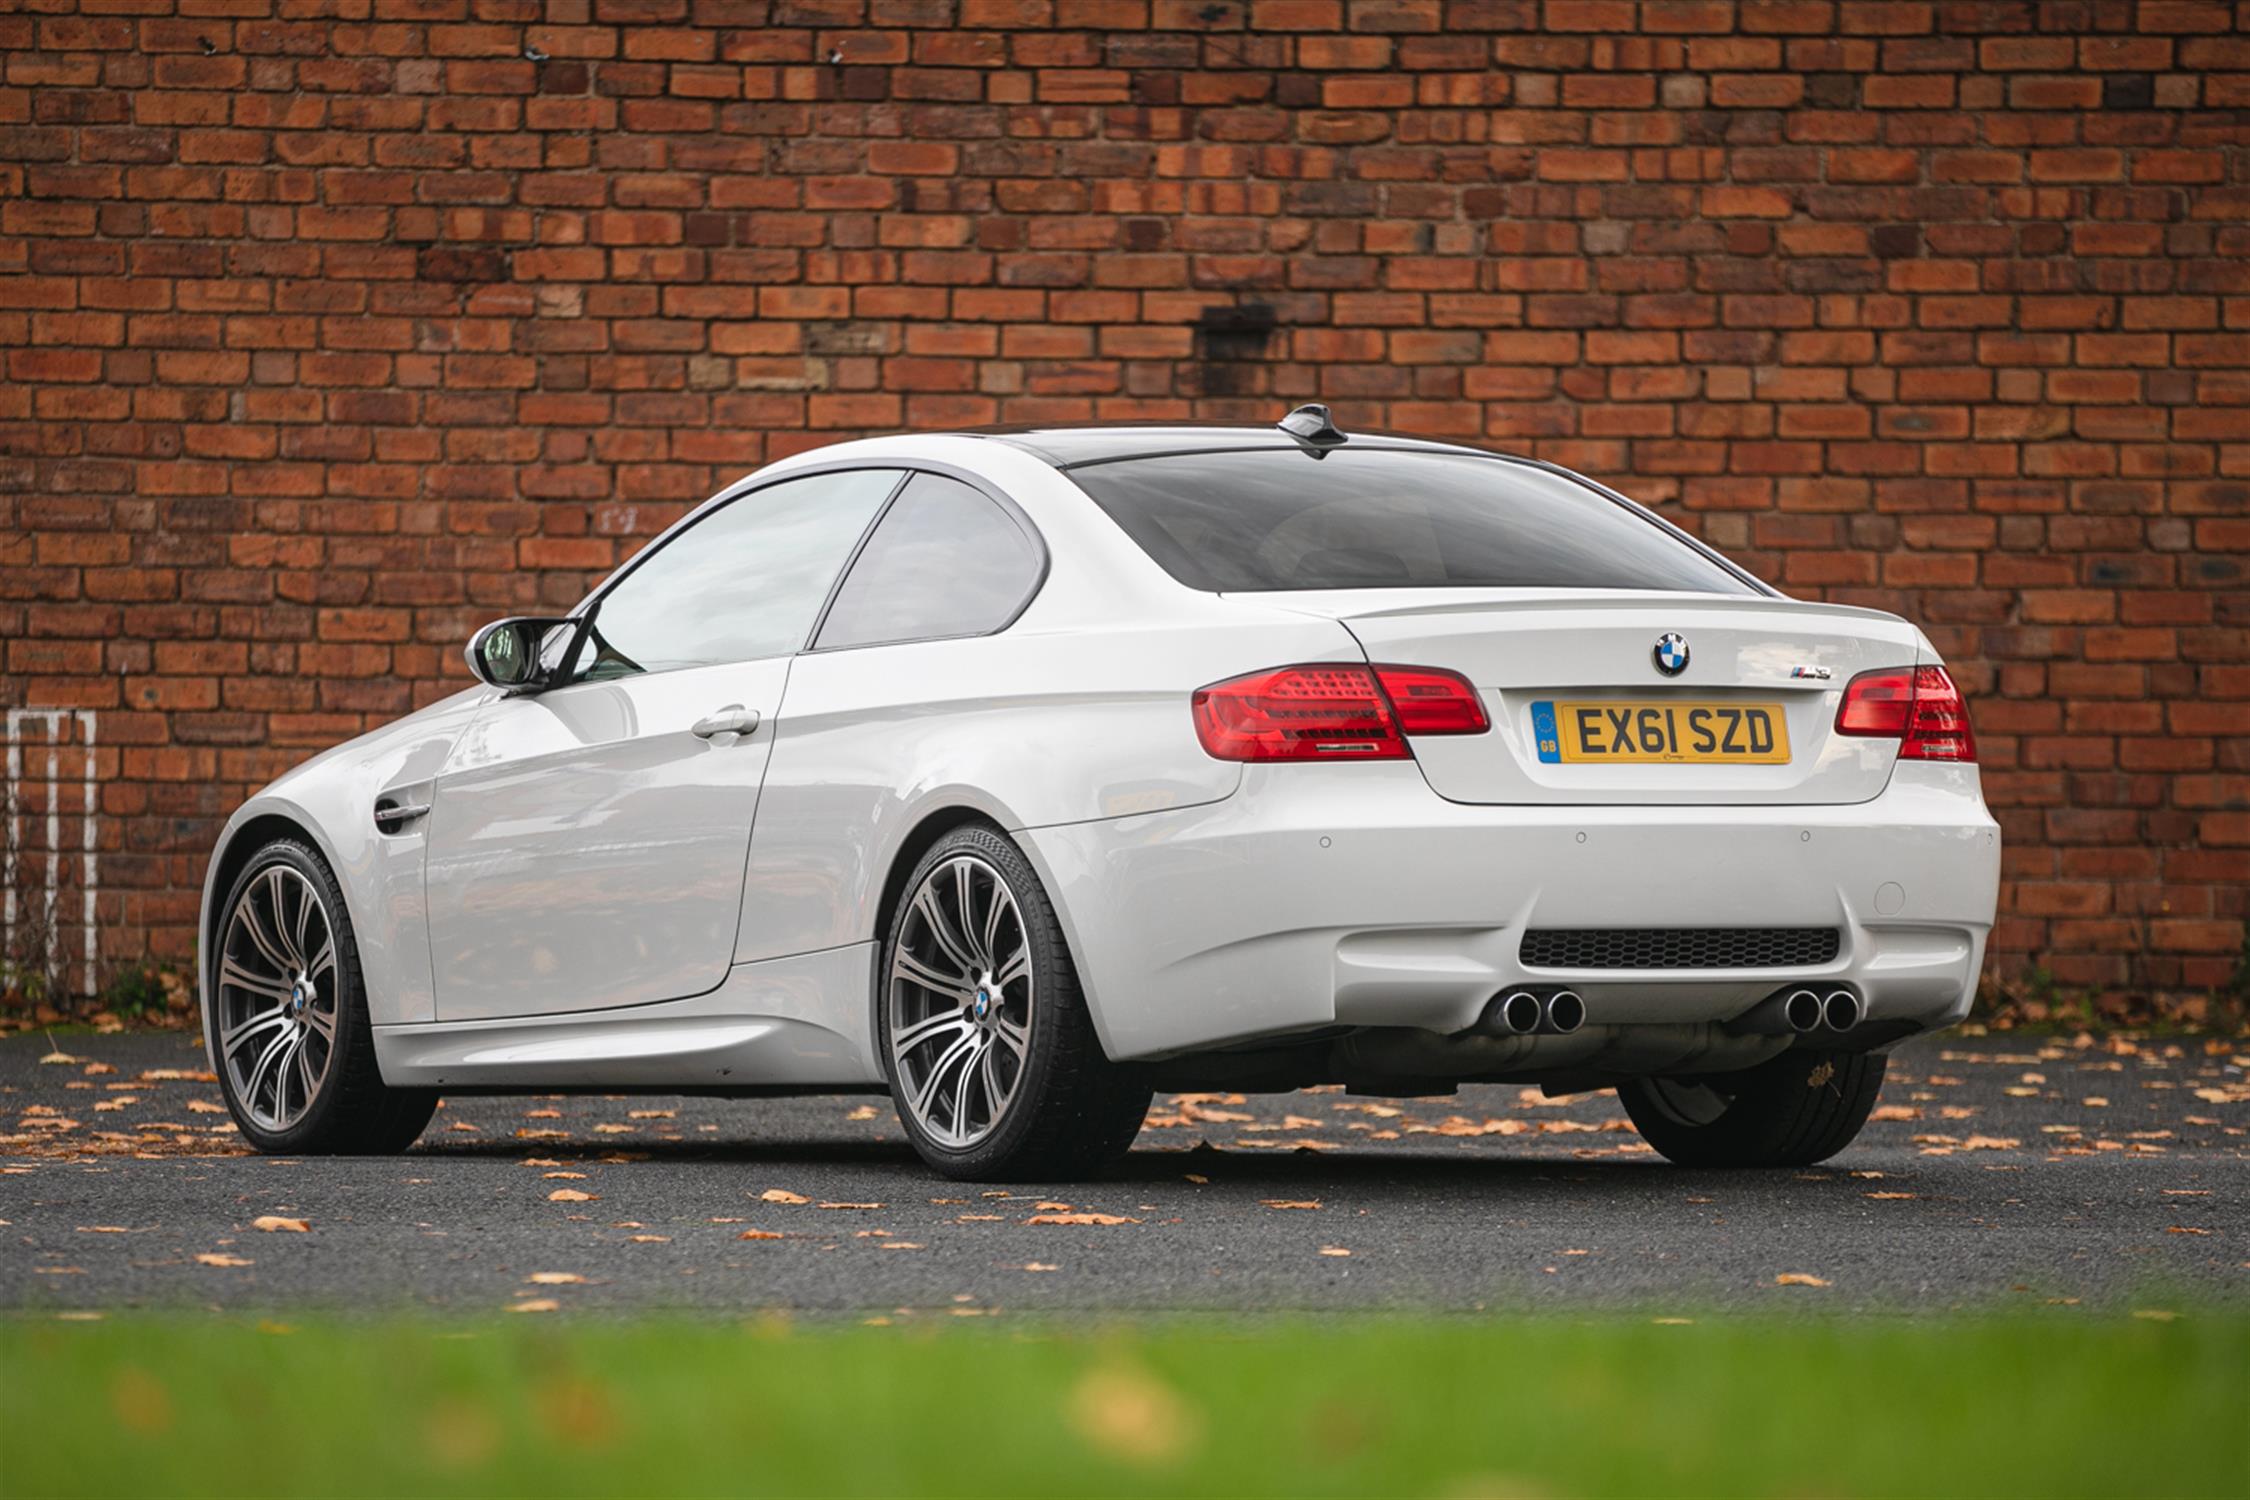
[200,406,2000,1180]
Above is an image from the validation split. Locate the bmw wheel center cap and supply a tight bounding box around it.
[1653,633,1689,675]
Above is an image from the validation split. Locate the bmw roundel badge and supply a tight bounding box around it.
[1653,632,1690,676]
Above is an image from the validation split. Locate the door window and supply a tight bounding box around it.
[569,468,904,679]
[814,473,1044,650]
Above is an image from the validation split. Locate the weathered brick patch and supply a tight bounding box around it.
[1,1,2244,1011]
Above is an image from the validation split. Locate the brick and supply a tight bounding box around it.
[0,3,2237,1011]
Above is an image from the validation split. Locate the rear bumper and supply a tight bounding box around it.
[1022,761,2000,1063]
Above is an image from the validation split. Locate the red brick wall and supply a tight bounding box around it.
[2,0,2245,1010]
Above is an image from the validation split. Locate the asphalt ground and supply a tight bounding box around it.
[4,1028,2243,1317]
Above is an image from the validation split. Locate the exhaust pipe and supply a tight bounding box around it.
[1542,990,1586,1036]
[1822,990,1863,1032]
[1488,991,1543,1036]
[1785,989,1825,1034]
[1729,988,1827,1037]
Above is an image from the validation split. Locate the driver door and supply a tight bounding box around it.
[423,467,905,1022]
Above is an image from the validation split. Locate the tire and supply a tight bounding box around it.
[1618,1048,1888,1168]
[209,837,437,1154]
[877,822,1151,1182]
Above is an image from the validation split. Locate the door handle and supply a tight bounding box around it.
[691,705,761,740]
[373,799,432,833]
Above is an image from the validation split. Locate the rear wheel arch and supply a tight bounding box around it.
[869,803,1123,1063]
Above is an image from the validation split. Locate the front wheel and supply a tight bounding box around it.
[1619,1049,1887,1168]
[210,838,437,1154]
[878,824,1150,1182]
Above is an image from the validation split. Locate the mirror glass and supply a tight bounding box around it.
[467,617,570,690]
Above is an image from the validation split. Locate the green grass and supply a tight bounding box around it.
[4,1312,2245,1498]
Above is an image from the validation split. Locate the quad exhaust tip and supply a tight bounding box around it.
[1784,989,1825,1034]
[1823,989,1864,1032]
[1496,991,1543,1035]
[1543,990,1586,1035]
[1484,990,1583,1037]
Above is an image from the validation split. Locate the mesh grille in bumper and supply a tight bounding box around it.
[1519,927,1841,971]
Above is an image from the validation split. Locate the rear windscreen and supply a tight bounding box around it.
[1067,448,1756,595]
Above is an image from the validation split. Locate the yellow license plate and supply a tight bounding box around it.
[1531,700,1791,765]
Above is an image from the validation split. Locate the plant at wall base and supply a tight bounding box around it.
[1976,964,2247,1037]
[93,958,194,1031]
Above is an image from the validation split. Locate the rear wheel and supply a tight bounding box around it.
[1619,1049,1887,1168]
[211,838,437,1154]
[878,824,1150,1182]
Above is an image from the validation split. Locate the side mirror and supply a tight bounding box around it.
[466,616,575,692]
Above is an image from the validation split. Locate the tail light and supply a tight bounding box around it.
[1834,664,1977,762]
[1192,663,1488,763]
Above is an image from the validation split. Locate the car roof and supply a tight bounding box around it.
[965,424,1499,471]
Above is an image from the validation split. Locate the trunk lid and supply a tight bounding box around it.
[1264,589,1922,806]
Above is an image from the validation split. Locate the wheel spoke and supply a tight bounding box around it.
[996,943,1031,991]
[307,937,336,982]
[290,875,316,973]
[891,1010,970,1056]
[243,1027,295,1120]
[304,1005,336,1043]
[222,1004,289,1054]
[910,1030,980,1121]
[219,957,292,1004]
[892,948,972,1002]
[980,884,1010,974]
[952,860,988,968]
[993,1012,1029,1061]
[233,892,296,977]
[949,1036,981,1134]
[265,869,306,970]
[292,1041,318,1119]
[913,882,981,977]
[979,1037,1009,1115]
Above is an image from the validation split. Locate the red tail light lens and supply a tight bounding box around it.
[1834,664,1977,762]
[1191,663,1488,763]
[1374,665,1491,736]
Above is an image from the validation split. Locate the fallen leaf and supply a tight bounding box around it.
[1318,1246,1352,1257]
[76,1226,132,1235]
[1018,1262,1059,1272]
[1774,1273,1831,1288]
[510,1299,559,1314]
[546,1189,595,1203]
[1865,1191,1916,1201]
[1183,1174,1209,1185]
[817,1202,883,1211]
[1027,1212,1140,1226]
[40,1049,87,1066]
[1260,1199,1320,1211]
[630,1234,669,1243]
[251,1216,308,1233]
[1066,1363,1200,1467]
[737,1229,785,1241]
[2132,1309,2180,1322]
[195,1253,252,1267]
[186,1100,226,1114]
[759,1189,810,1204]
[2166,1226,2211,1236]
[526,1272,586,1285]
[845,1105,879,1121]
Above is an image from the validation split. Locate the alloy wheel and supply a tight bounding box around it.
[215,863,339,1133]
[888,854,1033,1149]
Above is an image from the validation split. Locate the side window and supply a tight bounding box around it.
[814,473,1044,651]
[571,468,903,679]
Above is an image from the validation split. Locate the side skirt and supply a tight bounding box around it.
[373,942,884,1091]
